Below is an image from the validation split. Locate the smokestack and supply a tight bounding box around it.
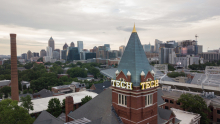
[65,96,74,122]
[10,34,19,101]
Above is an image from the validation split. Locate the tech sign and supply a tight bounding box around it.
[111,80,159,90]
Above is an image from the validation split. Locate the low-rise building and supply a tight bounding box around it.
[33,89,53,99]
[0,80,11,88]
[77,77,94,82]
[21,81,30,90]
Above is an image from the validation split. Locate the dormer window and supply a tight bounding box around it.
[147,78,152,81]
[119,78,125,81]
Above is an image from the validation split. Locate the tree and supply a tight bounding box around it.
[37,57,43,62]
[67,67,87,78]
[76,62,82,65]
[168,64,175,71]
[178,94,210,124]
[20,95,34,113]
[0,86,11,98]
[81,95,92,105]
[47,98,62,117]
[0,99,34,124]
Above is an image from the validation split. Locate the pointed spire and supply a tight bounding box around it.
[132,24,137,33]
[127,71,131,76]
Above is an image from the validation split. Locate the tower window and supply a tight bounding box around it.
[145,94,153,106]
[118,94,127,106]
[119,78,125,81]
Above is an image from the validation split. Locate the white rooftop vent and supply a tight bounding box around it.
[127,71,131,76]
[141,71,145,76]
[151,70,155,74]
[115,70,119,74]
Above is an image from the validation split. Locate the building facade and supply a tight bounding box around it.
[70,42,75,47]
[46,46,53,58]
[40,49,47,57]
[154,39,163,53]
[77,41,83,52]
[48,37,55,51]
[66,47,80,61]
[119,45,125,57]
[27,50,32,60]
[21,53,27,60]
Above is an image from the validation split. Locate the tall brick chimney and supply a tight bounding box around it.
[65,96,74,122]
[10,34,19,101]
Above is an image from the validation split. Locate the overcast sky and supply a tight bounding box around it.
[0,0,220,55]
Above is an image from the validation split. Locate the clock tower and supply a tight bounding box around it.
[111,25,158,124]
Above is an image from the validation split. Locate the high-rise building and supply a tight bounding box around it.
[54,49,60,60]
[32,52,39,57]
[40,49,47,57]
[80,50,89,60]
[27,50,32,60]
[66,47,80,61]
[21,53,27,60]
[77,41,83,52]
[85,53,96,60]
[63,43,69,50]
[143,43,151,52]
[119,45,125,57]
[154,39,163,53]
[48,37,55,51]
[61,50,67,60]
[159,47,175,64]
[10,34,19,101]
[96,46,107,59]
[46,46,53,58]
[70,42,75,47]
[104,44,110,51]
[112,50,119,58]
[151,45,154,53]
[107,51,116,59]
[53,51,60,60]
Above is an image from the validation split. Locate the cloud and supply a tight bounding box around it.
[0,0,220,55]
[116,26,148,32]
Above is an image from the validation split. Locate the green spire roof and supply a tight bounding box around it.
[117,25,152,86]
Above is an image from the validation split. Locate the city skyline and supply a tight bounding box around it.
[0,0,220,55]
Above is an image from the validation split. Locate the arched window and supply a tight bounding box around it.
[119,78,125,81]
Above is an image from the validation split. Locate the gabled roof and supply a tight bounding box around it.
[33,110,63,124]
[68,89,120,124]
[158,107,174,120]
[33,89,53,98]
[157,88,166,106]
[92,81,111,94]
[116,25,152,86]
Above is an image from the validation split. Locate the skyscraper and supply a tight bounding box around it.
[54,49,60,60]
[27,50,32,60]
[32,52,39,57]
[46,46,53,58]
[119,45,125,57]
[66,47,80,61]
[10,34,19,101]
[48,37,55,51]
[70,42,75,47]
[21,53,27,60]
[154,39,163,53]
[61,50,67,60]
[53,51,60,60]
[63,43,68,50]
[143,43,151,52]
[77,41,83,52]
[40,49,47,57]
[104,44,110,51]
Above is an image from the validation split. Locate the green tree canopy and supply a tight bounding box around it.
[81,95,92,105]
[0,86,11,98]
[37,57,43,62]
[0,99,34,124]
[67,67,87,78]
[178,94,210,124]
[167,72,185,78]
[47,98,62,117]
[20,95,34,113]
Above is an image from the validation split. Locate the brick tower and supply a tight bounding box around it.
[111,25,158,124]
[10,34,19,101]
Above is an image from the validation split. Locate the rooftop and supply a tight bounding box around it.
[22,90,98,114]
[171,108,200,124]
[0,80,11,87]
